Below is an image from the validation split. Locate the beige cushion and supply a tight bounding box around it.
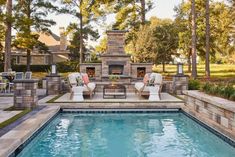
[84,82,96,92]
[135,82,144,91]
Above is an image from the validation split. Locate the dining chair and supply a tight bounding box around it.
[25,71,32,79]
[15,72,24,80]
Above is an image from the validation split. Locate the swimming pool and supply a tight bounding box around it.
[17,112,235,157]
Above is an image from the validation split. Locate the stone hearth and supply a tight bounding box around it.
[80,30,153,84]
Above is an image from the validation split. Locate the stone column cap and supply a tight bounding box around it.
[13,79,39,83]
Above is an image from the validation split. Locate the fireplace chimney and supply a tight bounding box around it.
[59,27,67,51]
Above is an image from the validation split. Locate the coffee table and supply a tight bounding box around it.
[103,84,126,99]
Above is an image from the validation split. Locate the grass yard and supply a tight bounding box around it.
[153,64,235,80]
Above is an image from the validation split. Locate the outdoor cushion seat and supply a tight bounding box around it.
[134,82,149,92]
[83,82,96,92]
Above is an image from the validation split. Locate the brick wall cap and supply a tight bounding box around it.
[183,90,235,112]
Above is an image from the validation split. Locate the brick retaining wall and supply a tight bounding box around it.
[183,90,235,140]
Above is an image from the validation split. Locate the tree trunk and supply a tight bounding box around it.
[191,0,197,79]
[188,48,191,72]
[188,49,191,73]
[162,61,165,73]
[79,0,83,63]
[4,0,12,72]
[140,0,145,25]
[26,49,31,71]
[205,0,210,78]
[26,2,31,71]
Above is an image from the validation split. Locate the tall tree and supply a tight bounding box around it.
[153,23,179,72]
[174,1,192,72]
[175,0,234,65]
[0,0,5,63]
[113,0,153,58]
[14,0,57,71]
[205,0,210,78]
[140,0,145,25]
[66,23,99,61]
[4,0,12,71]
[134,25,156,63]
[113,0,153,30]
[61,0,112,63]
[191,0,197,78]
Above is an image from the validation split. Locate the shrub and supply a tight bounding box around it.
[202,82,235,101]
[0,62,79,73]
[12,65,51,72]
[188,79,201,90]
[56,61,79,72]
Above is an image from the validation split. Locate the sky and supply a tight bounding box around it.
[49,0,183,36]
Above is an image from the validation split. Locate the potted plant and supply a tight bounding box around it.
[109,75,120,86]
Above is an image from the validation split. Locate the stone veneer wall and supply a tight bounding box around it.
[13,79,38,109]
[106,30,127,54]
[101,55,131,77]
[183,90,235,141]
[46,74,61,95]
[173,75,188,95]
[80,63,102,80]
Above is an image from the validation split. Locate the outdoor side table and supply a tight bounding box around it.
[103,84,126,99]
[72,86,84,101]
[148,86,160,101]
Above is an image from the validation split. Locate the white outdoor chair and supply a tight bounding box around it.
[68,73,96,100]
[135,73,163,100]
[15,72,24,80]
[0,76,7,93]
[25,71,32,79]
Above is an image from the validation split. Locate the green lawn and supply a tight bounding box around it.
[153,64,235,80]
[0,108,31,129]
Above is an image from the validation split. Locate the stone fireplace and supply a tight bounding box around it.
[109,64,124,75]
[80,30,153,84]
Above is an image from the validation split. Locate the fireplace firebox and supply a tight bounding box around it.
[86,67,95,78]
[137,67,146,78]
[109,65,124,75]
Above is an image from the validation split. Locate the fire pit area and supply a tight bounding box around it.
[80,30,152,90]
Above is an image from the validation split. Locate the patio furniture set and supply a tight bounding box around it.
[67,72,162,101]
[0,71,32,93]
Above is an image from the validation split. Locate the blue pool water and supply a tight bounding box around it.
[17,113,235,157]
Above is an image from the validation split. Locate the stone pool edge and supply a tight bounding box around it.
[1,94,235,156]
[0,106,60,157]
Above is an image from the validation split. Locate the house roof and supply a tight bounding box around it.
[38,32,60,46]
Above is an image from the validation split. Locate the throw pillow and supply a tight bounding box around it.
[82,74,90,85]
[148,75,155,86]
[143,73,149,85]
[76,76,84,86]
